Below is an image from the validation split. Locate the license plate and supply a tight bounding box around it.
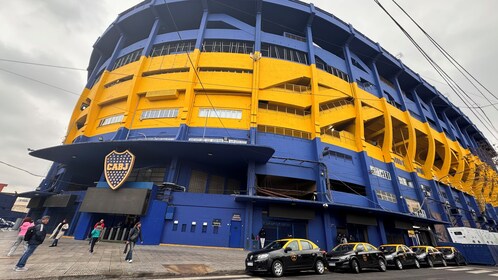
[247,262,253,266]
[329,263,336,267]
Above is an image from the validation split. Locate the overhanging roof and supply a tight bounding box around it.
[29,140,275,168]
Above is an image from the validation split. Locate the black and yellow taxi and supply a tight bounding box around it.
[326,242,387,274]
[378,244,420,269]
[245,238,326,277]
[410,245,447,267]
[436,246,467,266]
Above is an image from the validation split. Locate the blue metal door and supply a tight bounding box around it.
[229,221,242,248]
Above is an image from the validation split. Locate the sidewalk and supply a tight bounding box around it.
[0,230,247,279]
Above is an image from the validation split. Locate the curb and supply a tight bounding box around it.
[3,270,247,280]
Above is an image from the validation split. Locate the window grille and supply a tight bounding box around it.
[202,40,254,54]
[99,114,124,127]
[150,40,195,57]
[141,108,179,120]
[261,43,308,65]
[112,49,143,70]
[199,108,242,120]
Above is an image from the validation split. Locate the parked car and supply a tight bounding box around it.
[436,246,467,266]
[0,218,14,228]
[326,242,387,274]
[379,244,420,269]
[410,245,447,267]
[245,238,326,277]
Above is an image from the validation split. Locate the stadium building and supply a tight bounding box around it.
[22,0,498,250]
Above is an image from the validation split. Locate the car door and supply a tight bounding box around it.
[403,245,416,265]
[299,240,316,268]
[364,243,380,268]
[282,240,301,270]
[355,243,370,268]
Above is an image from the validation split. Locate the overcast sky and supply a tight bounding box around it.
[0,0,497,193]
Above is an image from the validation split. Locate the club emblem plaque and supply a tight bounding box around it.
[104,150,135,190]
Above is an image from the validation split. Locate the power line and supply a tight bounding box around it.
[0,67,80,96]
[0,160,45,178]
[0,58,86,71]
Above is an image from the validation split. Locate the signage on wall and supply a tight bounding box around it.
[232,214,241,221]
[104,150,136,190]
[212,219,222,226]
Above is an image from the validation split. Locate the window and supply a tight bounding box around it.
[190,224,196,232]
[202,223,207,233]
[376,190,397,203]
[172,221,178,231]
[258,102,311,116]
[300,240,313,250]
[261,43,308,65]
[141,108,179,120]
[99,114,124,127]
[315,56,349,82]
[151,40,195,57]
[112,49,143,70]
[283,32,306,42]
[213,226,219,234]
[127,167,166,185]
[208,175,224,194]
[199,108,242,120]
[356,244,365,252]
[202,40,254,54]
[257,125,311,140]
[181,224,187,232]
[287,241,299,251]
[365,244,376,251]
[188,170,208,193]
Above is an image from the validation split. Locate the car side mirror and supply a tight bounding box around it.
[284,247,292,253]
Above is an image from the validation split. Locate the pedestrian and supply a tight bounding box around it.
[13,215,50,272]
[125,222,143,263]
[7,217,34,257]
[348,234,355,242]
[258,228,266,249]
[89,223,103,254]
[49,219,69,247]
[88,219,105,244]
[336,233,342,245]
[341,235,348,244]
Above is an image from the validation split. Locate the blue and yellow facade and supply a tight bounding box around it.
[24,0,498,251]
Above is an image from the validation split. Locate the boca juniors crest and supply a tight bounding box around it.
[104,150,135,190]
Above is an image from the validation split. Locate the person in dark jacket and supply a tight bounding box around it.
[125,222,143,263]
[258,228,266,248]
[14,216,50,272]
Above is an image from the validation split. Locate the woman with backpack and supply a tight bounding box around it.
[7,217,34,257]
[89,223,103,254]
[125,222,143,263]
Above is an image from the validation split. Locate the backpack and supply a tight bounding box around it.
[24,226,36,241]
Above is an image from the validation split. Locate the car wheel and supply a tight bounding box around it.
[414,259,420,269]
[378,258,387,272]
[271,260,284,277]
[442,259,447,267]
[351,259,360,274]
[395,259,403,270]
[314,259,325,275]
[427,258,434,267]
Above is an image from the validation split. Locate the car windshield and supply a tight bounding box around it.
[264,240,288,250]
[439,248,452,254]
[411,247,425,254]
[332,244,355,252]
[379,246,396,253]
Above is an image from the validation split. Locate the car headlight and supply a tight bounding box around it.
[256,253,269,261]
[385,255,393,261]
[417,253,426,259]
[445,253,454,259]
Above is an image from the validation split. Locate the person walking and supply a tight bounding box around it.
[13,215,50,272]
[49,219,69,247]
[125,222,143,263]
[258,228,266,249]
[88,219,105,244]
[7,217,34,257]
[89,223,103,254]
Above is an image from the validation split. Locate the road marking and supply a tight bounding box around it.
[489,273,498,277]
[467,270,493,274]
[446,267,473,271]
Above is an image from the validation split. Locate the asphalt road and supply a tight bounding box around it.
[155,266,498,280]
